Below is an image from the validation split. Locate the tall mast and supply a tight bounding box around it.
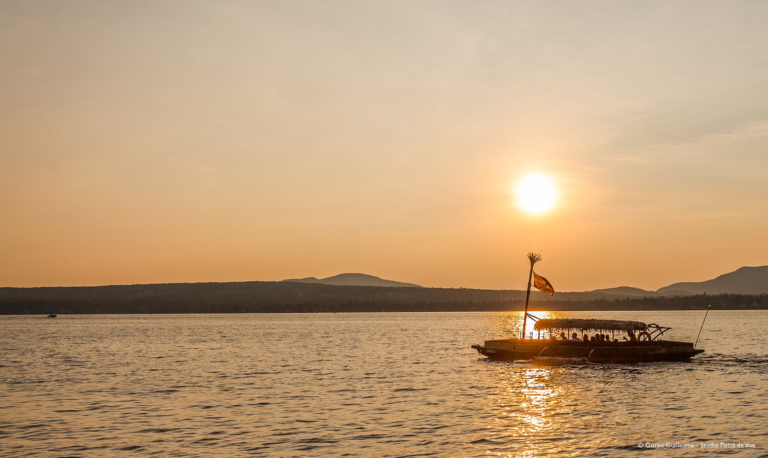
[521,253,541,339]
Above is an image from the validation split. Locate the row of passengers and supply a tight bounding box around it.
[556,331,637,343]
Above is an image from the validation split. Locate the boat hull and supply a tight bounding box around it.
[472,339,704,363]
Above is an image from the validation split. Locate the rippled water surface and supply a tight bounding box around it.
[1,311,766,456]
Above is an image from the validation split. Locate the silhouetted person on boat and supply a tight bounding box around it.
[560,332,567,341]
[623,331,637,342]
[582,333,588,343]
[570,333,581,342]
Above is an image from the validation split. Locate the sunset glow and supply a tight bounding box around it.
[2,2,768,293]
[0,4,765,457]
[516,174,557,215]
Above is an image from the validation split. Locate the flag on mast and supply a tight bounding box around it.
[533,272,555,296]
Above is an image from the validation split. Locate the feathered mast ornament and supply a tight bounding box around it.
[521,253,541,339]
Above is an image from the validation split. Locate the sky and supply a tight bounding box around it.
[2,1,768,291]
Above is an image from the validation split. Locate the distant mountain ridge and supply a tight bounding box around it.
[282,273,421,288]
[283,266,768,297]
[586,286,657,297]
[579,266,768,297]
[2,266,768,314]
[656,266,768,295]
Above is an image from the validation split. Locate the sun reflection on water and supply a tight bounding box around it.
[482,312,601,457]
[483,363,585,457]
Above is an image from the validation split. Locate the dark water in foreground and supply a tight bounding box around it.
[0,311,766,457]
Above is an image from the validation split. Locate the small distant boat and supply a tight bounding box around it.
[47,313,57,318]
[472,318,705,363]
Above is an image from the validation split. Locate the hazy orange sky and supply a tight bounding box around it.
[2,1,768,290]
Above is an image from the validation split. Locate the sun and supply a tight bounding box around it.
[515,174,557,214]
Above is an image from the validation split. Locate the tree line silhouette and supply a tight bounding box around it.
[1,281,766,314]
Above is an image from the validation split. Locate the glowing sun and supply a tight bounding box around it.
[515,174,557,214]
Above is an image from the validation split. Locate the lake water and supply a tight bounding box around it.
[1,311,766,456]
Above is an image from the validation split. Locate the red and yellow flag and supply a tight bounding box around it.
[533,272,555,296]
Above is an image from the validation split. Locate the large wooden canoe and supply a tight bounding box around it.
[472,318,705,363]
[472,338,704,363]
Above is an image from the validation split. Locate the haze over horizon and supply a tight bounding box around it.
[3,1,768,290]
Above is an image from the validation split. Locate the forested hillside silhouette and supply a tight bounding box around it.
[1,281,766,314]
